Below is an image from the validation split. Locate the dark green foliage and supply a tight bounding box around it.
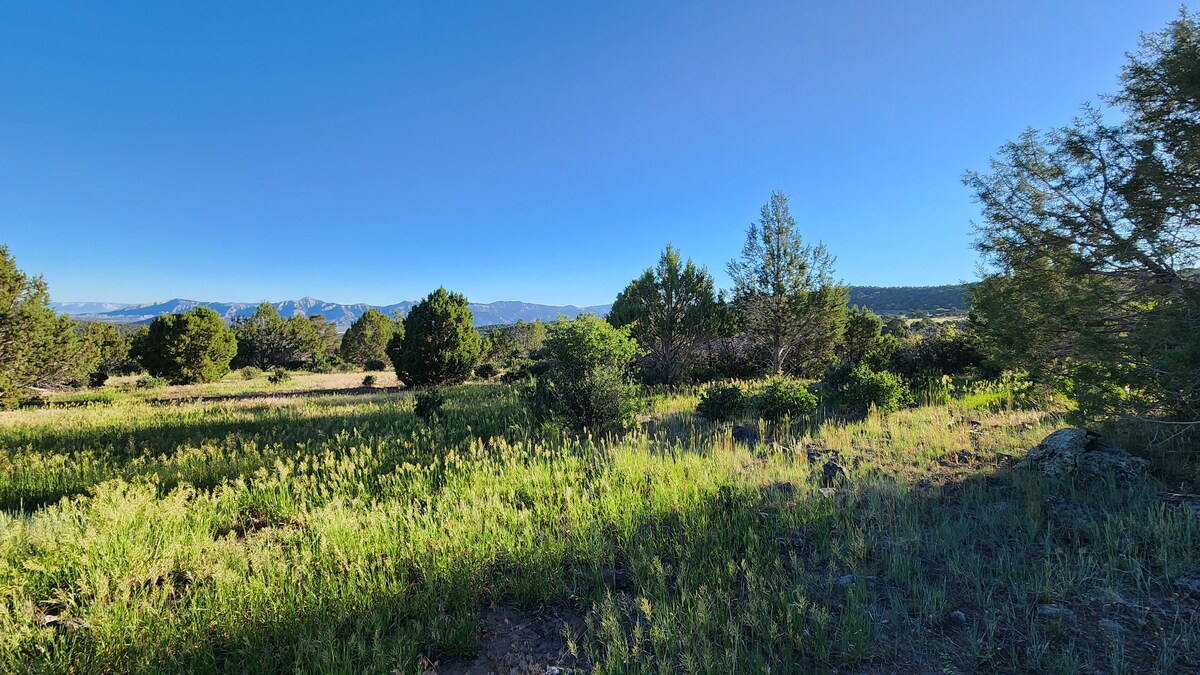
[414,387,445,424]
[848,285,969,316]
[533,315,642,434]
[340,309,398,367]
[136,307,237,385]
[390,288,482,387]
[80,322,132,387]
[839,306,882,365]
[362,374,377,388]
[609,244,721,385]
[474,363,498,380]
[267,368,291,384]
[232,303,289,370]
[885,325,984,380]
[233,304,338,371]
[0,246,98,407]
[753,378,818,422]
[363,359,387,372]
[965,11,1200,425]
[727,191,849,376]
[240,367,263,380]
[841,365,911,414]
[696,384,746,422]
[286,314,339,371]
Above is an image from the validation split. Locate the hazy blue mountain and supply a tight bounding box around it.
[50,301,135,314]
[56,297,612,330]
[53,284,968,331]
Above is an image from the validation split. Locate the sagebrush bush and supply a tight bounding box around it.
[696,384,745,422]
[474,363,498,380]
[843,365,910,414]
[240,367,263,380]
[362,374,377,388]
[363,359,387,372]
[754,379,817,422]
[136,375,167,389]
[267,368,292,384]
[414,388,445,424]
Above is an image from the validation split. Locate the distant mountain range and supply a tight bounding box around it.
[51,284,969,331]
[50,298,613,331]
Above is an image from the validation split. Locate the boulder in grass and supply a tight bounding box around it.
[1021,429,1148,480]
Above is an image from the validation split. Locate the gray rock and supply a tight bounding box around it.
[1098,618,1127,634]
[1174,572,1200,598]
[1036,604,1073,620]
[834,574,856,587]
[732,424,759,444]
[1043,494,1096,527]
[822,459,850,487]
[949,610,967,623]
[1021,429,1148,480]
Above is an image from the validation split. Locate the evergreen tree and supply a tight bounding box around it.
[839,306,883,365]
[0,246,97,407]
[339,308,397,366]
[139,306,237,384]
[389,287,482,386]
[232,303,290,369]
[609,244,720,384]
[727,191,849,376]
[966,10,1200,424]
[80,322,132,386]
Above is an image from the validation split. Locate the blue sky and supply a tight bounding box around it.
[0,1,1185,306]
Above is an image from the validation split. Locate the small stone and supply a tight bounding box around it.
[732,424,759,444]
[834,574,856,587]
[41,614,88,631]
[1098,618,1127,634]
[822,460,850,487]
[1036,604,1073,620]
[818,487,837,498]
[949,610,967,623]
[1042,495,1095,526]
[1174,572,1200,598]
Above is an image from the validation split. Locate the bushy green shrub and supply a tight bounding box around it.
[362,374,377,388]
[414,388,445,424]
[240,367,263,380]
[753,378,818,422]
[363,359,387,372]
[843,365,910,414]
[267,368,292,384]
[136,375,168,389]
[532,315,642,434]
[474,363,498,380]
[137,307,237,384]
[696,384,745,422]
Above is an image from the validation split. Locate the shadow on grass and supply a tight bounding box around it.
[146,385,409,406]
[21,439,1197,674]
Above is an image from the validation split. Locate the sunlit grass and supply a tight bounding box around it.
[0,376,1193,673]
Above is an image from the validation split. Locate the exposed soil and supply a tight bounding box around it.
[430,605,586,675]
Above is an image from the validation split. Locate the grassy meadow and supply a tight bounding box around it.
[0,372,1197,673]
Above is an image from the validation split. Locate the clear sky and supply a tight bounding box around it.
[0,1,1186,306]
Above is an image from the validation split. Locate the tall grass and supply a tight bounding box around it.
[0,377,1193,673]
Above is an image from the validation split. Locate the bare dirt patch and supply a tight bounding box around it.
[430,605,585,675]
